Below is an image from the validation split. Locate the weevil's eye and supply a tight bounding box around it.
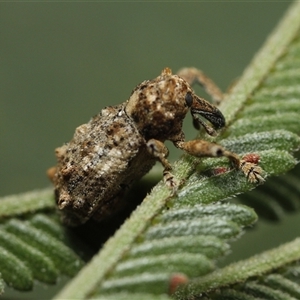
[185,92,193,107]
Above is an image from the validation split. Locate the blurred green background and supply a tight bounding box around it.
[0,2,292,197]
[0,2,298,299]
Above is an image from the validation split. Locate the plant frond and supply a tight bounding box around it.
[0,214,84,291]
[175,238,300,299]
[2,2,300,299]
[54,2,300,299]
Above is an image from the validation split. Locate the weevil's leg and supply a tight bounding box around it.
[146,139,179,189]
[174,139,265,183]
[177,67,224,105]
[47,166,57,183]
[174,139,240,168]
[240,160,265,183]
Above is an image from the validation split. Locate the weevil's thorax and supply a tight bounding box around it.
[125,68,191,141]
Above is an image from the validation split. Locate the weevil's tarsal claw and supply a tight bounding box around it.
[240,160,265,184]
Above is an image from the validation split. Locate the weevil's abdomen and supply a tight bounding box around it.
[51,103,155,226]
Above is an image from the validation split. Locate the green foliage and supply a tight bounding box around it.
[0,214,84,291]
[54,2,300,299]
[238,165,300,221]
[208,263,300,300]
[0,188,54,220]
[95,203,256,296]
[1,2,300,299]
[0,245,33,291]
[175,238,300,299]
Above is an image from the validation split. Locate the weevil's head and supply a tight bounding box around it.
[125,67,225,141]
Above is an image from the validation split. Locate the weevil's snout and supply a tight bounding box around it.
[191,95,225,136]
[203,107,225,129]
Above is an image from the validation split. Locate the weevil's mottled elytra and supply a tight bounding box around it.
[48,67,264,226]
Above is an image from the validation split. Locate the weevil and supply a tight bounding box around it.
[48,67,263,226]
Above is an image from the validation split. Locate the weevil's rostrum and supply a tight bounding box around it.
[49,67,264,226]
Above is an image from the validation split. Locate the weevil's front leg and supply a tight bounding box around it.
[174,139,240,168]
[174,139,265,183]
[146,139,179,189]
[177,67,224,105]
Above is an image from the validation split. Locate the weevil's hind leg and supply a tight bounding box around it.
[174,139,265,183]
[177,67,224,105]
[146,139,179,190]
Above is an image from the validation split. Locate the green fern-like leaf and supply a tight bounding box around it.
[192,252,300,300]
[175,238,300,299]
[1,2,300,299]
[0,213,84,291]
[52,2,300,299]
[0,188,54,220]
[238,164,300,221]
[94,203,256,295]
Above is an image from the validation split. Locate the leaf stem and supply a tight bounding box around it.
[53,183,172,299]
[174,238,300,299]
